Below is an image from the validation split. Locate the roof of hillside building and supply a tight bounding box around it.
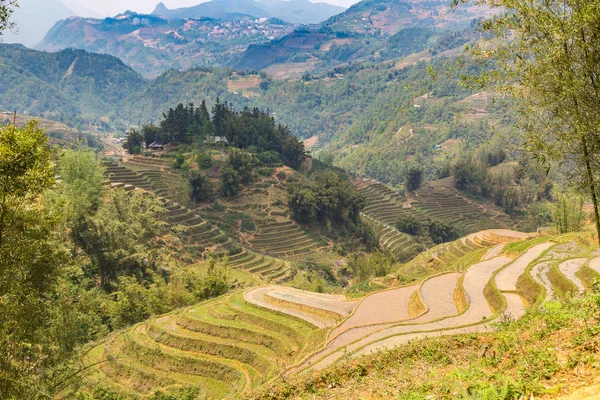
[148,141,164,149]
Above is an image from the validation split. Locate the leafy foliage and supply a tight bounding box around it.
[188,170,212,203]
[81,189,165,287]
[0,121,70,398]
[404,163,423,192]
[427,219,460,244]
[288,171,365,226]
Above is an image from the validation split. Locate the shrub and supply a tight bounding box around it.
[396,214,423,236]
[188,170,212,203]
[276,171,288,181]
[404,164,423,192]
[197,152,213,169]
[258,150,281,164]
[173,152,185,169]
[427,219,460,244]
[220,166,243,197]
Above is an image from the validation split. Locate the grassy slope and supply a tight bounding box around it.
[245,288,600,399]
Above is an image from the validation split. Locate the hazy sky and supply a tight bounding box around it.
[67,0,360,17]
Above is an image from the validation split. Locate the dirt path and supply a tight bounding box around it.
[495,242,554,291]
[558,258,587,293]
[531,261,555,301]
[300,256,513,371]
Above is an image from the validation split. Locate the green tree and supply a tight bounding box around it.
[220,166,242,197]
[81,189,165,287]
[552,191,585,234]
[396,214,423,236]
[123,128,144,154]
[188,170,212,203]
[46,149,105,244]
[456,0,600,244]
[404,163,423,192]
[428,219,460,244]
[288,171,365,227]
[0,121,70,398]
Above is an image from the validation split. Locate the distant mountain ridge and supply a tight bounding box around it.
[152,0,346,24]
[235,0,491,72]
[37,11,296,78]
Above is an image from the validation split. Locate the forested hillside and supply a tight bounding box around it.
[0,41,526,201]
[0,44,145,123]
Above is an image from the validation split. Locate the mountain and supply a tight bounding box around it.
[152,0,270,21]
[1,0,76,47]
[235,0,490,73]
[258,0,346,24]
[0,44,145,121]
[37,12,295,78]
[62,0,104,18]
[152,0,346,24]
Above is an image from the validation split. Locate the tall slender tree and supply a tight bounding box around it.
[456,0,600,244]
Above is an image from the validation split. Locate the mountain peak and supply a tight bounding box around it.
[152,2,170,16]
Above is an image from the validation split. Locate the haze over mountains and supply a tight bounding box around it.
[36,0,491,78]
[2,0,77,47]
[153,0,346,24]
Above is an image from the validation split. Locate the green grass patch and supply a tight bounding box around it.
[548,264,579,300]
[576,264,600,289]
[483,277,506,315]
[516,269,545,309]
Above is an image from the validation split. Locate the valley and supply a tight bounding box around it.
[2,0,600,399]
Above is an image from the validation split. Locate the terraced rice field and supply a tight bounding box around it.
[245,286,358,328]
[82,292,325,398]
[394,229,534,282]
[289,234,595,372]
[412,185,511,233]
[82,231,600,398]
[104,160,294,283]
[227,250,292,283]
[357,180,512,257]
[250,220,320,257]
[104,159,174,199]
[558,258,587,292]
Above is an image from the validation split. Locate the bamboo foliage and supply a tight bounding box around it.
[455,0,600,244]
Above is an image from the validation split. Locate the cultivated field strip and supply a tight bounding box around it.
[357,180,511,256]
[531,261,555,300]
[83,292,323,398]
[495,242,555,291]
[590,257,600,274]
[227,250,292,283]
[250,220,320,257]
[328,285,416,341]
[558,258,587,293]
[245,286,358,328]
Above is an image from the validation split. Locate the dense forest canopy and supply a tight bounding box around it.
[124,99,306,169]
